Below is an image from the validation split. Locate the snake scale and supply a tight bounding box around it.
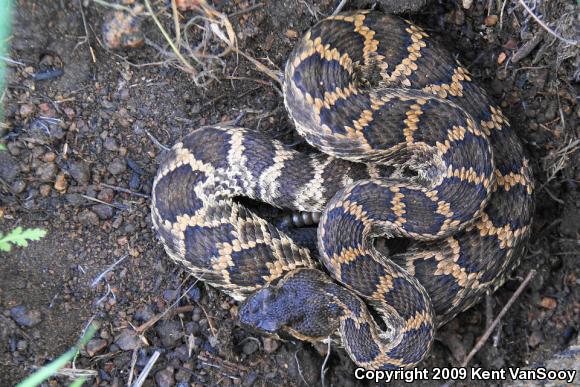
[151,10,535,370]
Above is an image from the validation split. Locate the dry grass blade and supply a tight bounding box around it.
[143,0,198,76]
[233,49,282,85]
[542,137,580,183]
[516,0,578,46]
[131,350,160,387]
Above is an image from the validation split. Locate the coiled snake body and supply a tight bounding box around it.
[152,11,534,369]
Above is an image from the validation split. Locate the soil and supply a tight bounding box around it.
[1,0,578,386]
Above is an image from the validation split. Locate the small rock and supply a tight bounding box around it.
[63,107,76,120]
[36,162,57,182]
[497,52,507,64]
[192,308,202,322]
[185,321,200,336]
[39,184,51,197]
[175,369,191,383]
[65,193,86,206]
[155,367,175,387]
[54,173,67,192]
[242,339,259,355]
[10,306,42,328]
[11,180,26,194]
[0,152,19,182]
[97,188,114,203]
[100,329,111,340]
[243,372,258,386]
[187,286,201,302]
[163,289,178,302]
[16,340,28,351]
[528,330,543,348]
[86,339,108,356]
[108,159,126,175]
[68,160,90,185]
[103,137,118,152]
[539,297,557,310]
[102,10,144,50]
[42,152,56,163]
[175,0,198,11]
[7,143,21,156]
[19,104,35,118]
[79,209,100,226]
[484,15,498,26]
[156,320,183,348]
[92,204,114,220]
[115,329,141,351]
[174,345,191,362]
[129,173,140,190]
[262,337,279,353]
[133,305,155,322]
[285,29,298,39]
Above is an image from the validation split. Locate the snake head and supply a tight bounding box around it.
[239,269,343,340]
[238,286,285,332]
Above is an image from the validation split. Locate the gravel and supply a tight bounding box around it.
[10,306,42,328]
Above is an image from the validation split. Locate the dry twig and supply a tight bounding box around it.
[461,270,536,367]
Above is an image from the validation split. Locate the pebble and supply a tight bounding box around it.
[484,15,498,26]
[173,345,191,362]
[65,193,86,206]
[263,337,279,353]
[108,158,127,175]
[102,10,144,49]
[7,143,21,156]
[185,321,200,336]
[242,339,259,355]
[97,187,114,203]
[0,152,19,182]
[63,107,76,120]
[192,308,202,322]
[11,180,26,194]
[86,339,108,356]
[39,184,51,197]
[79,209,100,226]
[129,173,140,190]
[187,286,201,302]
[36,162,57,182]
[156,320,183,348]
[54,173,67,192]
[42,152,56,163]
[93,204,114,220]
[103,137,119,152]
[285,29,298,39]
[528,330,543,348]
[16,340,28,351]
[19,104,35,117]
[10,306,42,328]
[68,160,90,185]
[133,305,155,322]
[163,289,178,302]
[115,329,142,351]
[539,297,557,310]
[243,372,258,386]
[155,367,175,387]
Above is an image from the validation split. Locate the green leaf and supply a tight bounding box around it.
[0,227,47,252]
[16,324,98,387]
[0,143,6,151]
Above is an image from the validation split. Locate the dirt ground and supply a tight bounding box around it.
[0,0,578,385]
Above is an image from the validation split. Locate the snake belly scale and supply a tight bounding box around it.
[151,10,535,370]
